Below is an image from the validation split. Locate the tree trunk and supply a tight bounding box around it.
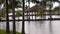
[22,0,25,34]
[12,0,16,34]
[6,0,10,34]
[28,0,30,21]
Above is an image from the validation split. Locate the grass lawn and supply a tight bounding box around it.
[0,29,21,34]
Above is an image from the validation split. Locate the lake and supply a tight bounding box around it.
[0,15,60,34]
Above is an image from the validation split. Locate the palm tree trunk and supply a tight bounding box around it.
[28,0,30,21]
[12,0,16,34]
[6,0,10,34]
[58,2,60,21]
[22,0,25,34]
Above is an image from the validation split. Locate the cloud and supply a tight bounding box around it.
[52,2,59,9]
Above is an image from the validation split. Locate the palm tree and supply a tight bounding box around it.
[0,0,22,34]
[22,0,25,34]
[5,0,10,34]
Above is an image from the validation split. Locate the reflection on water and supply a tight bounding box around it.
[0,21,60,34]
[0,15,60,34]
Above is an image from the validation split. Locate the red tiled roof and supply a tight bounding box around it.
[26,5,42,12]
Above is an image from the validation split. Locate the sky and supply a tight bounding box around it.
[0,1,60,11]
[52,2,59,9]
[15,2,59,11]
[15,2,36,11]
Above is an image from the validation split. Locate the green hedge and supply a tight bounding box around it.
[0,29,21,34]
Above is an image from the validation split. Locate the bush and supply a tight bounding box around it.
[0,29,21,34]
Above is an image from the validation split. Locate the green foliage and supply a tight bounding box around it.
[0,0,4,3]
[15,12,22,17]
[0,0,22,18]
[0,29,21,34]
[31,0,37,3]
[53,7,59,11]
[47,0,59,2]
[0,0,21,9]
[53,7,60,14]
[8,0,21,9]
[37,9,44,17]
[0,9,6,18]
